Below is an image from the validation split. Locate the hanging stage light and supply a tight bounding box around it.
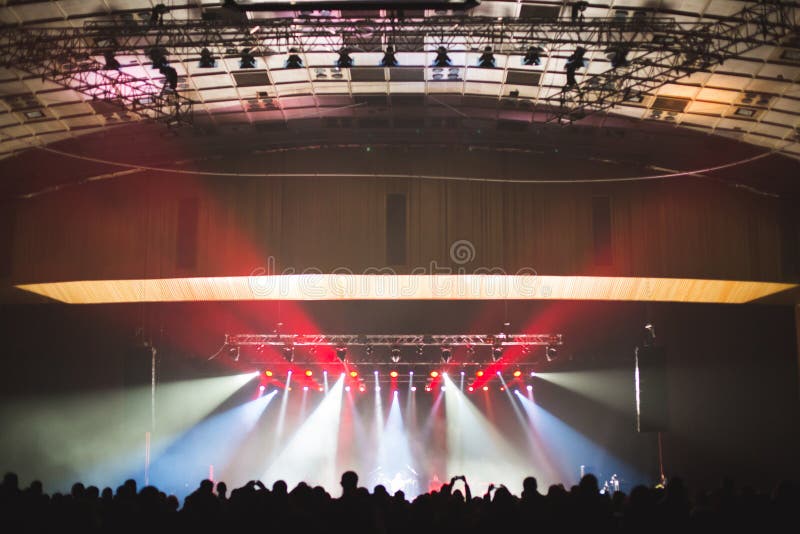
[147,47,168,70]
[433,46,451,67]
[199,47,216,68]
[336,346,348,362]
[565,46,587,87]
[103,51,120,70]
[391,347,401,363]
[491,345,504,362]
[523,46,544,66]
[545,346,558,362]
[240,48,257,68]
[570,1,588,22]
[160,65,178,91]
[607,45,630,69]
[282,344,295,363]
[440,346,453,363]
[286,49,303,69]
[381,45,398,67]
[336,48,353,68]
[477,46,495,68]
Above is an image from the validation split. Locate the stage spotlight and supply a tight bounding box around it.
[148,47,168,70]
[286,48,303,69]
[390,371,399,378]
[496,370,502,376]
[416,345,424,357]
[229,346,240,362]
[391,347,401,363]
[513,370,522,378]
[259,385,266,392]
[411,386,417,392]
[345,385,351,392]
[476,370,484,377]
[491,346,504,362]
[571,1,588,22]
[103,51,121,70]
[433,46,451,67]
[441,386,447,391]
[425,385,432,392]
[460,371,465,376]
[430,370,439,378]
[477,46,495,68]
[336,346,347,362]
[349,370,358,378]
[468,386,474,392]
[565,46,587,87]
[608,45,629,69]
[305,370,313,377]
[545,346,558,362]
[150,3,168,25]
[500,387,505,392]
[336,48,353,68]
[159,65,178,91]
[318,386,324,392]
[482,385,489,391]
[527,384,533,391]
[359,385,366,392]
[265,370,273,377]
[240,48,257,68]
[199,48,216,68]
[303,386,309,391]
[523,46,543,66]
[440,346,452,363]
[381,45,398,67]
[530,371,536,377]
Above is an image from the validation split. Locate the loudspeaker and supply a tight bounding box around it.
[636,345,669,432]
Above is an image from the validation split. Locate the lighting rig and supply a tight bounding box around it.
[222,332,563,379]
[1,1,794,127]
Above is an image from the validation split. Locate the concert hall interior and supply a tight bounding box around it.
[1,0,800,528]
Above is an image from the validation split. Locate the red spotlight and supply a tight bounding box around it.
[482,385,489,391]
[349,371,358,378]
[468,386,474,392]
[390,371,399,378]
[476,370,484,377]
[265,370,273,377]
[500,386,505,391]
[305,369,313,377]
[430,370,439,378]
[513,370,522,378]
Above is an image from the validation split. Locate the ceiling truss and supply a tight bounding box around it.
[2,3,797,127]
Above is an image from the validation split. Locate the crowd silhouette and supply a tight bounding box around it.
[1,470,798,532]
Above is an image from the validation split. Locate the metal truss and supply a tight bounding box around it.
[226,333,562,347]
[1,26,195,125]
[550,0,800,123]
[1,3,796,126]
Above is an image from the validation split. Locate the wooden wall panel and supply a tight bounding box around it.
[6,148,788,285]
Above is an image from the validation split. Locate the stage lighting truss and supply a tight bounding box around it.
[1,3,795,127]
[224,332,562,365]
